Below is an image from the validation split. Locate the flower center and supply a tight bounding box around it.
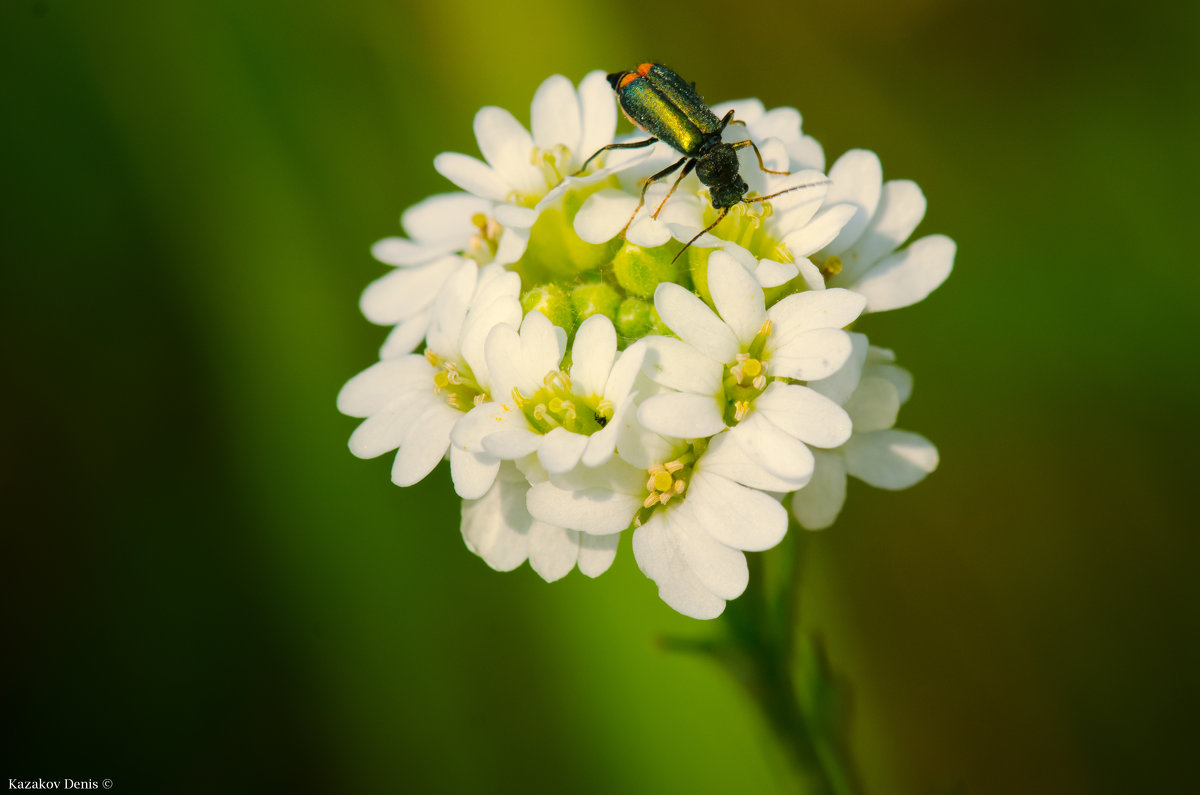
[508,144,575,208]
[510,370,612,435]
[721,319,773,426]
[813,254,842,280]
[426,351,488,411]
[633,443,705,525]
[703,201,791,262]
[465,213,501,265]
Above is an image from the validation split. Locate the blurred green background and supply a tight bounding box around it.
[3,0,1197,792]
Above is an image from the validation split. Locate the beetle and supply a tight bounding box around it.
[576,63,826,261]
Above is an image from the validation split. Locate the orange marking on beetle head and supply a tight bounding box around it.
[618,72,639,90]
[636,63,655,76]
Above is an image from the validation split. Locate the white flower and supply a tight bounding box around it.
[571,100,853,290]
[790,340,939,529]
[433,71,651,268]
[452,311,643,475]
[814,149,956,312]
[526,411,789,619]
[364,192,502,358]
[337,265,521,497]
[339,69,952,616]
[637,250,864,489]
[709,98,826,173]
[462,461,619,582]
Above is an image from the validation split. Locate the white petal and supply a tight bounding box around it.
[461,467,531,571]
[492,225,529,266]
[687,471,787,552]
[601,342,647,405]
[632,514,726,620]
[482,428,543,460]
[758,168,829,221]
[782,203,857,258]
[768,288,866,342]
[433,152,509,201]
[711,98,764,125]
[795,258,826,291]
[378,310,433,359]
[807,332,870,406]
[701,430,808,492]
[537,427,589,474]
[640,336,723,395]
[401,192,492,244]
[844,376,900,433]
[576,70,617,169]
[424,260,478,357]
[484,322,527,399]
[574,190,639,244]
[789,450,847,530]
[854,235,956,313]
[755,258,799,289]
[671,508,748,600]
[348,393,436,459]
[769,328,854,381]
[337,355,431,418]
[570,314,616,397]
[519,311,566,387]
[577,532,620,578]
[391,404,457,486]
[823,149,883,253]
[729,413,816,483]
[625,214,673,248]
[838,179,926,282]
[653,282,739,363]
[359,256,459,325]
[616,403,686,470]
[460,274,522,383]
[531,74,582,152]
[528,523,580,583]
[870,363,914,406]
[708,250,767,344]
[546,454,646,495]
[844,430,938,489]
[450,400,520,452]
[473,106,537,187]
[754,382,853,448]
[450,445,500,500]
[371,237,453,267]
[638,392,726,439]
[526,481,641,534]
[493,203,537,229]
[581,421,619,467]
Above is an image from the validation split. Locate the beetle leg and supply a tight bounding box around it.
[730,139,790,176]
[672,208,730,264]
[620,157,689,237]
[573,137,659,176]
[651,158,698,219]
[744,178,831,204]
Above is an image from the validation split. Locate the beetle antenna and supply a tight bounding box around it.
[744,178,831,204]
[671,208,730,264]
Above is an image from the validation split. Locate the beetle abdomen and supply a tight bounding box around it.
[612,66,709,156]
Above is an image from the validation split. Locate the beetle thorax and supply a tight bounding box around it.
[696,144,748,209]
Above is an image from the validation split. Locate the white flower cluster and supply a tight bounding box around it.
[338,71,953,618]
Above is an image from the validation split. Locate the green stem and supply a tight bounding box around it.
[715,525,861,795]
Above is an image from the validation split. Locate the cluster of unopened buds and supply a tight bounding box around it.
[338,67,954,618]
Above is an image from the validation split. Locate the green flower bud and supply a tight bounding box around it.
[521,283,576,334]
[571,282,622,323]
[611,243,685,298]
[615,297,653,339]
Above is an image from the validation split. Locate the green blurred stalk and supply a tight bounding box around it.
[670,523,860,794]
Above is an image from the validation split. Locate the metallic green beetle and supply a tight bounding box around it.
[576,63,825,260]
